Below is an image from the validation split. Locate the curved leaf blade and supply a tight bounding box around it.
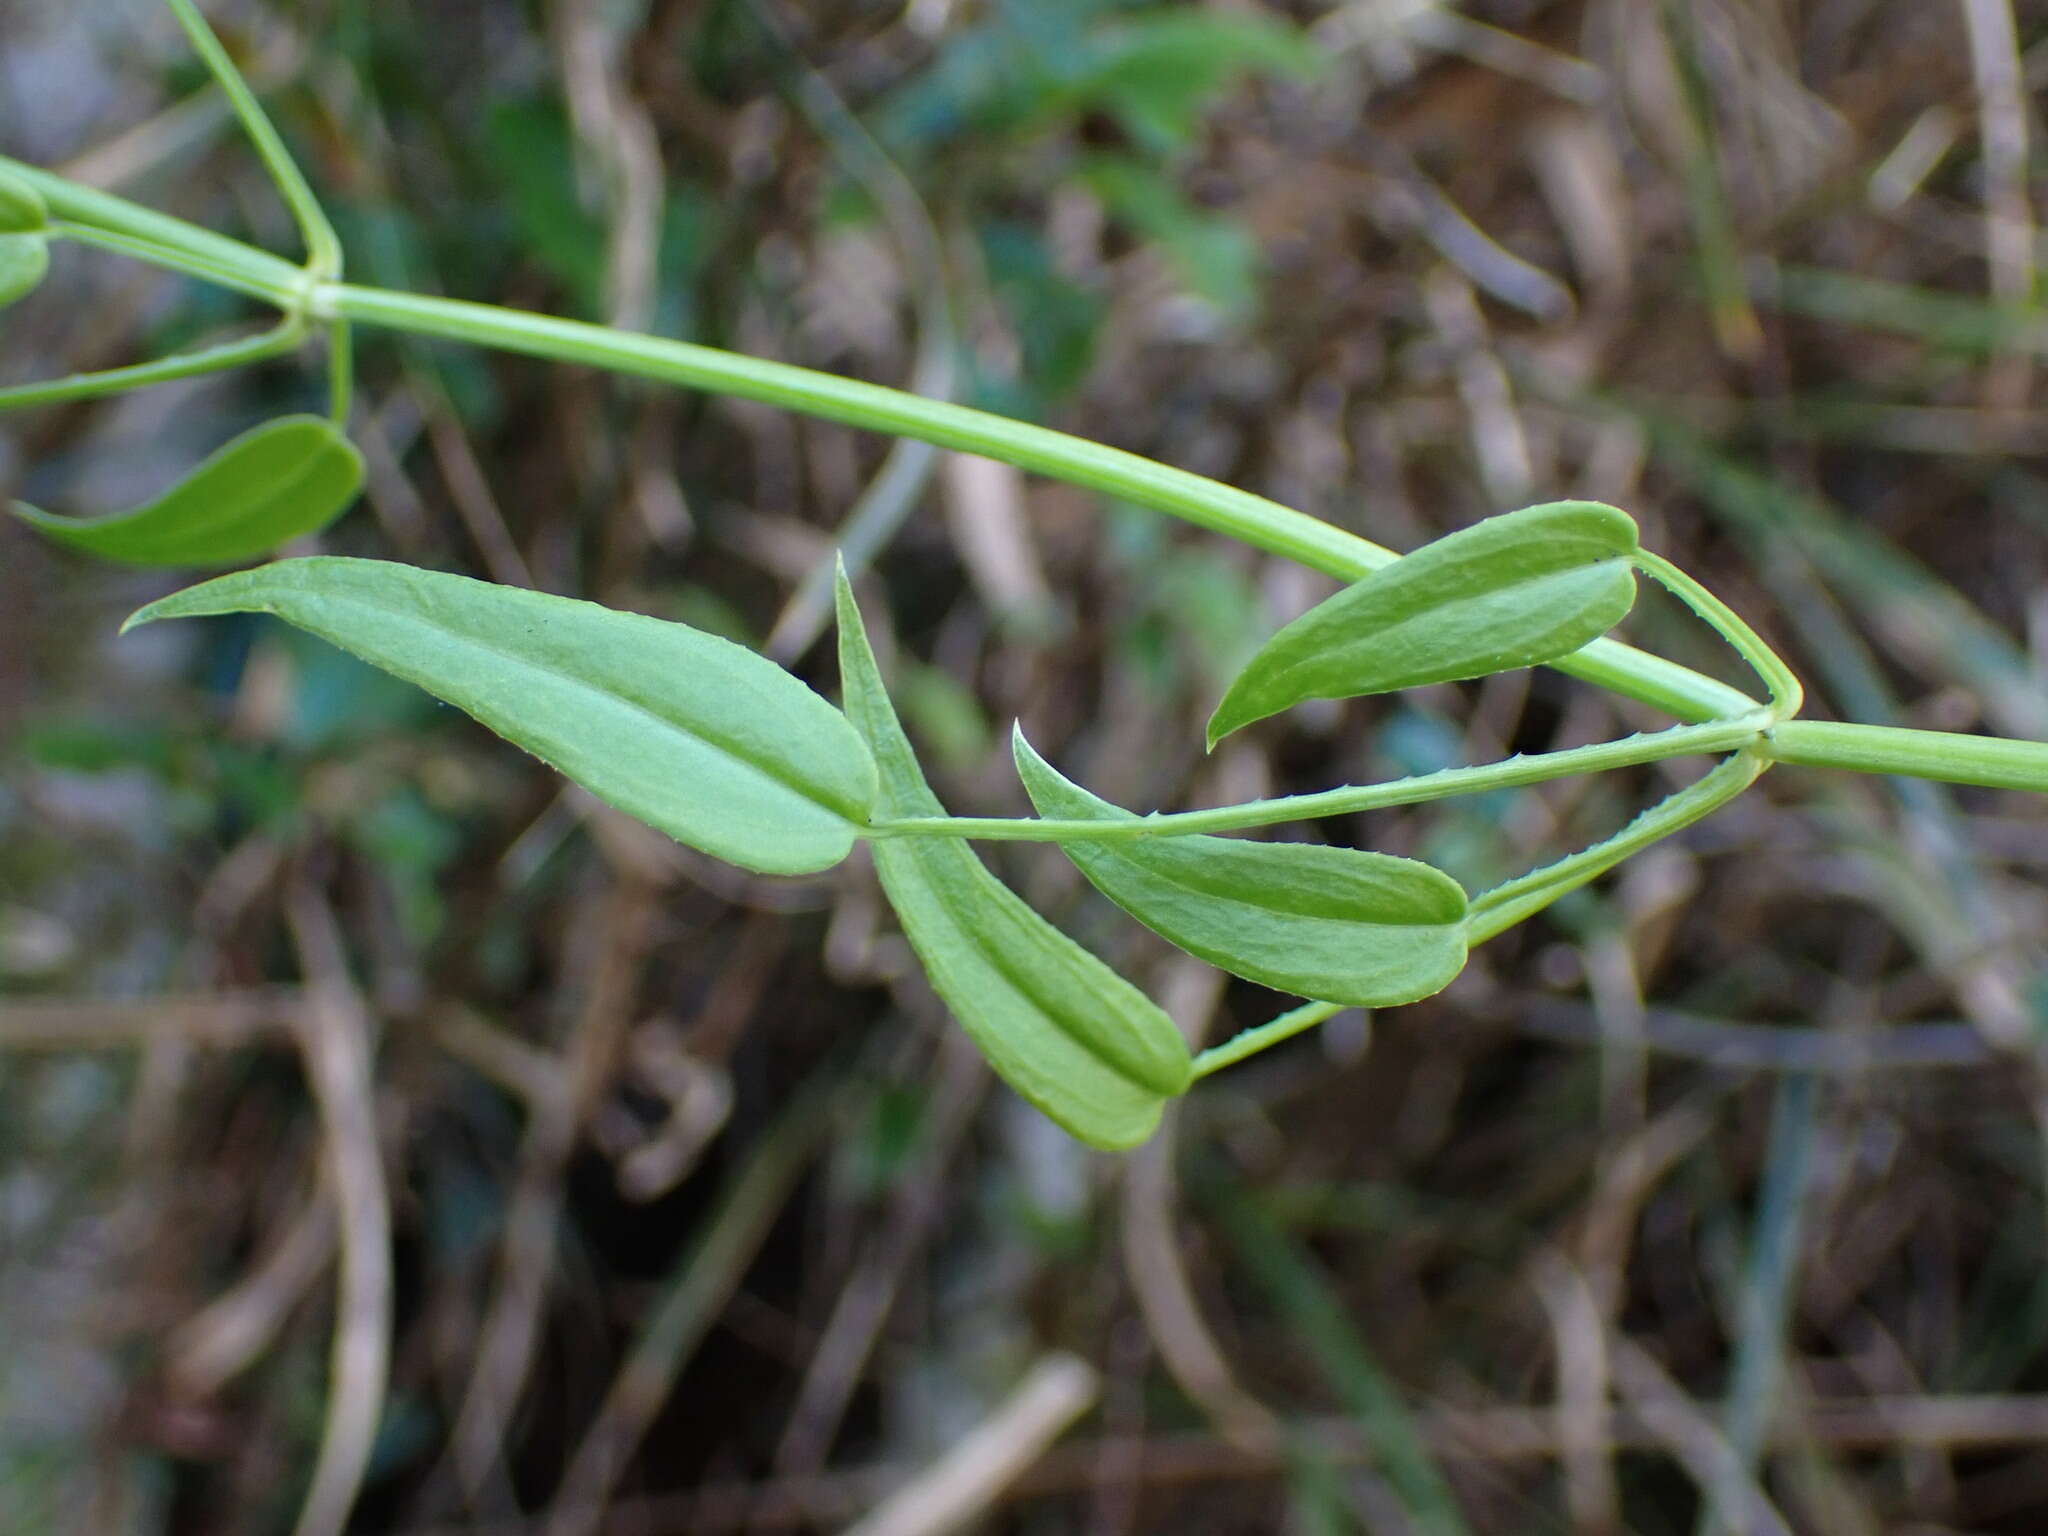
[0,232,48,310]
[126,558,879,876]
[836,567,1189,1149]
[1014,730,1469,1007]
[11,416,365,565]
[1208,501,1641,746]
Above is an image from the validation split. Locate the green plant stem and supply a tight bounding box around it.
[0,157,307,298]
[327,321,354,425]
[869,715,1771,844]
[162,0,341,277]
[7,161,2048,797]
[0,315,307,411]
[319,283,1754,723]
[1192,1000,1344,1080]
[1760,719,2048,790]
[1192,751,1770,1077]
[47,219,293,304]
[1466,749,1767,941]
[1631,548,1803,718]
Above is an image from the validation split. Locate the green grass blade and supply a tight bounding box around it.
[1700,1073,1818,1536]
[1208,1173,1473,1536]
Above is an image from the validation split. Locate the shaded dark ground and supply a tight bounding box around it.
[7,1,2048,1532]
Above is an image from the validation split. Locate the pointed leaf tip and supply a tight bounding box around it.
[838,581,1190,1149]
[12,416,364,566]
[129,558,879,875]
[1014,730,1468,1008]
[1208,501,1640,744]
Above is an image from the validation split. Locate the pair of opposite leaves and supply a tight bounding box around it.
[125,500,1642,1147]
[1,167,362,562]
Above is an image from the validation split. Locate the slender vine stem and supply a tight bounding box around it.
[1466,749,1767,941]
[317,283,1756,723]
[0,314,307,412]
[45,219,294,305]
[1194,749,1771,1077]
[326,321,354,425]
[1632,548,1802,719]
[1192,1000,1344,1080]
[7,153,2048,797]
[867,714,1771,843]
[1760,719,2048,789]
[162,0,341,278]
[0,158,307,297]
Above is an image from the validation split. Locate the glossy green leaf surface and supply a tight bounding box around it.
[1014,730,1469,1007]
[0,233,48,310]
[128,559,880,876]
[836,568,1189,1149]
[11,416,364,565]
[1208,501,1641,746]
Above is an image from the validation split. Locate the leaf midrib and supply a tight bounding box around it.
[279,586,870,826]
[881,837,1184,1097]
[1024,757,1464,928]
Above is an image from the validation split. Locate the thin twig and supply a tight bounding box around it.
[1507,999,1995,1072]
[169,1189,337,1399]
[1610,1336,1796,1536]
[1956,0,2034,408]
[1123,959,1280,1451]
[840,1353,1100,1536]
[396,1394,2048,1536]
[771,1029,987,1477]
[0,990,300,1050]
[450,877,659,1500]
[753,0,957,662]
[285,884,393,1536]
[542,1066,847,1536]
[1531,1251,1620,1535]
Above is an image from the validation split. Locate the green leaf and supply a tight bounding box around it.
[1013,730,1469,1007]
[126,558,880,877]
[1084,14,1322,152]
[1081,154,1258,316]
[0,233,48,310]
[1208,501,1641,747]
[0,168,49,233]
[10,416,365,565]
[836,566,1190,1149]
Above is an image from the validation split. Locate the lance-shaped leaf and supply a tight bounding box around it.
[1208,501,1640,746]
[836,567,1189,1149]
[127,558,880,876]
[12,416,365,565]
[1014,730,1468,1007]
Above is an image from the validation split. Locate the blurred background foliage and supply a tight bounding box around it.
[7,0,2048,1531]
